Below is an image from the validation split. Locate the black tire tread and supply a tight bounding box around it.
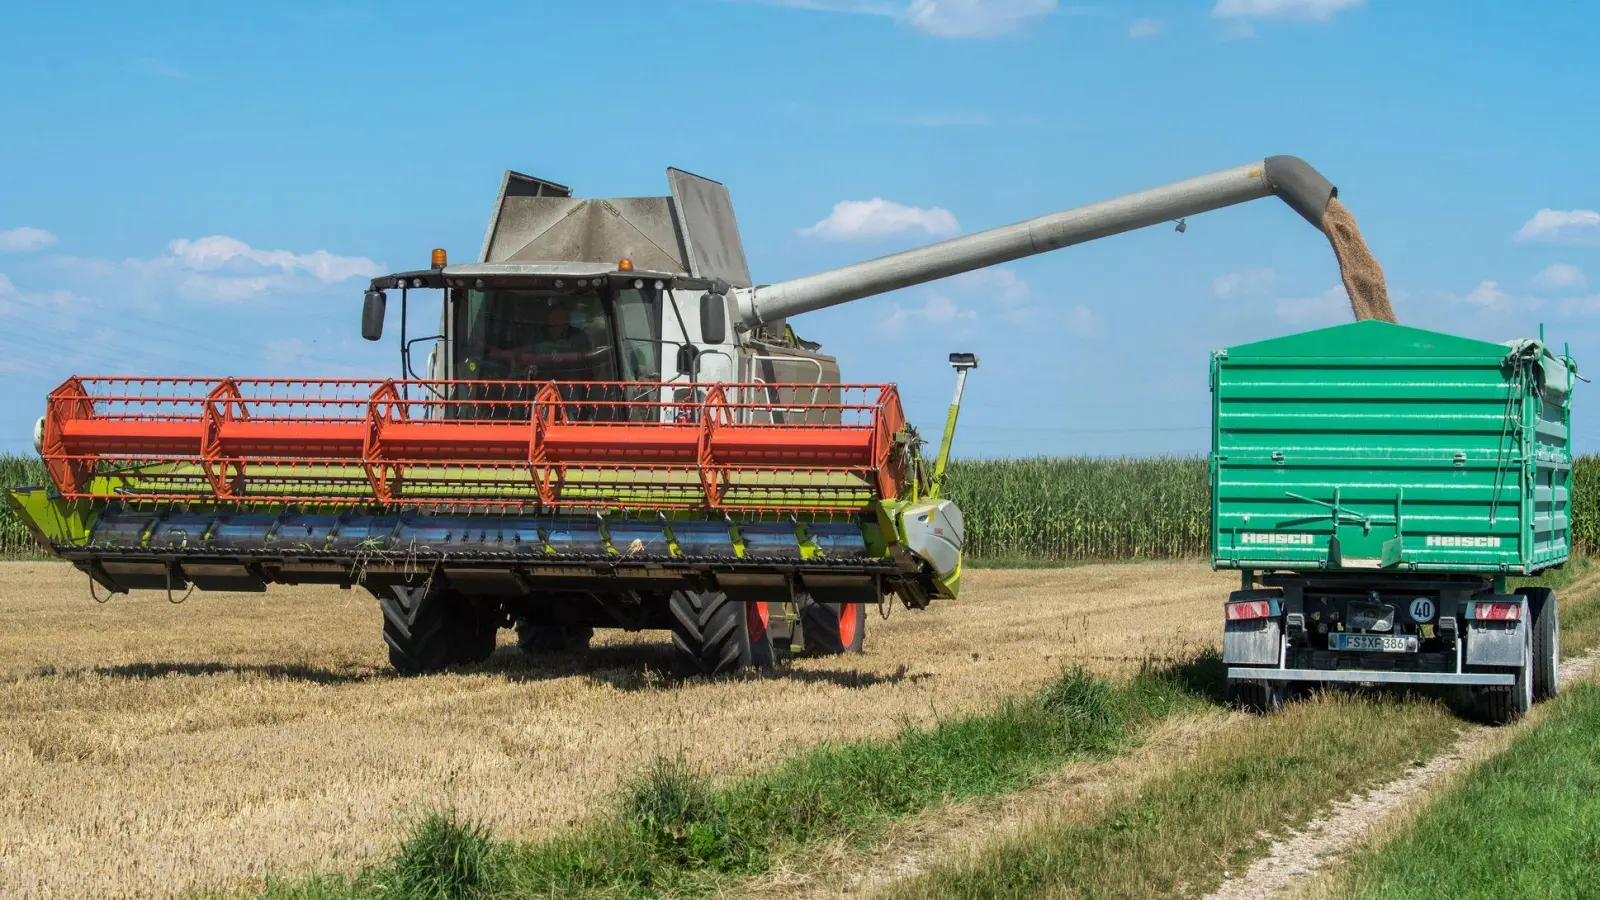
[668,591,772,676]
[799,596,866,656]
[514,618,594,655]
[380,585,496,675]
[1520,587,1560,702]
[1226,677,1287,714]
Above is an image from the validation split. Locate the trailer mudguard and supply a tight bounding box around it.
[1223,589,1284,665]
[1464,596,1529,668]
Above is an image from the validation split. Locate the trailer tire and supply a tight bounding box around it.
[1519,587,1560,701]
[515,619,594,655]
[1227,677,1288,714]
[799,595,866,656]
[381,584,495,675]
[1475,618,1534,725]
[669,591,774,676]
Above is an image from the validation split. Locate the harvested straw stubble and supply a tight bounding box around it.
[1322,197,1397,324]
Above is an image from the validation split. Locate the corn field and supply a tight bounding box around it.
[5,453,1600,562]
[941,457,1210,560]
[0,455,48,559]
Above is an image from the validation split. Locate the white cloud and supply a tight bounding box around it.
[1532,264,1587,292]
[881,266,1043,329]
[1128,17,1166,37]
[1212,0,1363,20]
[1516,209,1600,246]
[1064,303,1099,337]
[948,267,1031,305]
[883,293,978,331]
[735,0,1057,37]
[1557,295,1600,318]
[1274,285,1351,326]
[47,235,384,305]
[1213,268,1277,298]
[166,235,383,283]
[0,271,81,314]
[801,198,961,242]
[901,0,1057,37]
[1219,19,1257,38]
[0,227,58,253]
[1426,281,1543,318]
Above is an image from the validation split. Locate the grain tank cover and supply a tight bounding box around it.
[1211,320,1576,575]
[474,168,752,286]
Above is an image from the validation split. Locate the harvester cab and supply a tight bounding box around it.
[11,155,1349,677]
[360,168,813,394]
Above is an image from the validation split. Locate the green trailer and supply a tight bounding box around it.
[1211,320,1578,722]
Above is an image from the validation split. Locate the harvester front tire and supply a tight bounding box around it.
[669,591,774,677]
[381,585,496,675]
[799,595,866,656]
[1520,587,1560,701]
[515,619,594,655]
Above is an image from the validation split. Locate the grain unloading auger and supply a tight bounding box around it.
[10,156,1343,675]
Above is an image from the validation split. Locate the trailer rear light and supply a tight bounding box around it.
[1471,601,1522,621]
[1226,599,1275,621]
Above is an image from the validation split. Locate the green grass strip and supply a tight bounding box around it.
[876,693,1465,900]
[1325,682,1600,900]
[247,658,1220,900]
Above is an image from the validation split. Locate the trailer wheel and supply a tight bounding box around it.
[514,618,594,655]
[799,594,866,656]
[1519,587,1560,701]
[1475,619,1534,725]
[1226,677,1288,714]
[380,584,495,675]
[669,591,775,676]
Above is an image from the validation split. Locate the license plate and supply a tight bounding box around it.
[1332,633,1415,653]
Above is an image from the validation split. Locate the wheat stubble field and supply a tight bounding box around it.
[0,561,1232,898]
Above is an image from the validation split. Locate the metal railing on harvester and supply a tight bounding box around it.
[39,377,910,513]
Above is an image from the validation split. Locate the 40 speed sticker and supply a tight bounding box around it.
[1410,597,1436,622]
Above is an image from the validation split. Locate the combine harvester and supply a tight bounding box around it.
[13,157,1350,676]
[1214,322,1579,722]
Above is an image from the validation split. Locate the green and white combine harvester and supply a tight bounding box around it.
[12,156,1396,678]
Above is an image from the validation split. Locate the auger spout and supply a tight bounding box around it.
[734,156,1337,326]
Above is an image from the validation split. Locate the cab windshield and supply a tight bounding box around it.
[453,287,662,383]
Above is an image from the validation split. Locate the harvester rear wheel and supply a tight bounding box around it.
[515,619,595,655]
[799,595,866,656]
[380,584,497,675]
[669,591,774,676]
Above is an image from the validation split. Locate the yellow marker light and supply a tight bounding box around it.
[431,248,447,269]
[618,258,634,272]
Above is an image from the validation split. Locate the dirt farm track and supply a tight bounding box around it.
[0,561,1233,898]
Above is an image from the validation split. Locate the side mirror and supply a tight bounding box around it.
[699,292,727,345]
[361,290,386,341]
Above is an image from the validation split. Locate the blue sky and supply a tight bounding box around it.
[2,0,1597,457]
